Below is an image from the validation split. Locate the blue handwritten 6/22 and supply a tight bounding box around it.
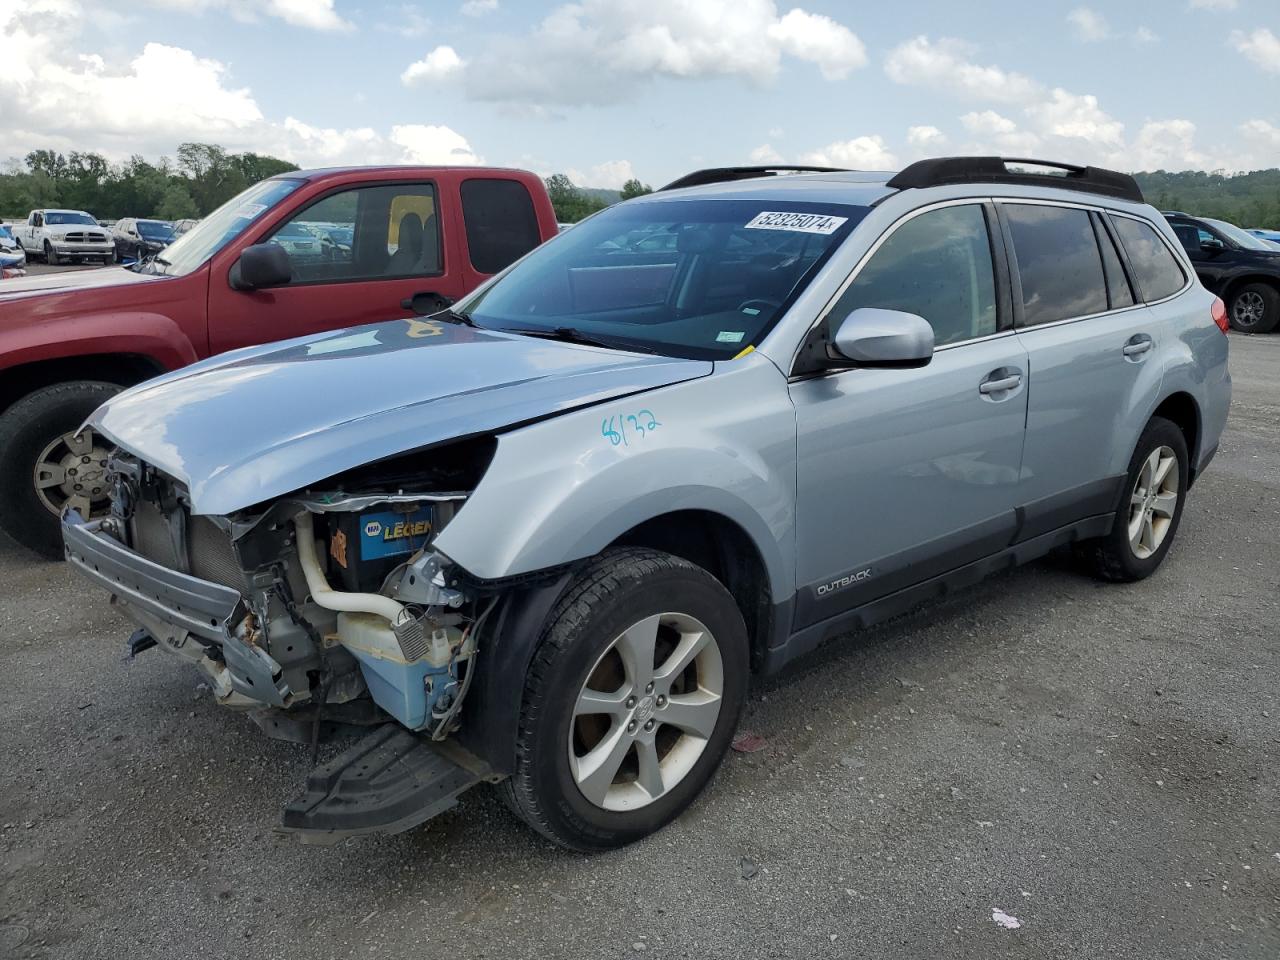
[602,409,661,447]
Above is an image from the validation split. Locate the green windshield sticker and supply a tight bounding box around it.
[716,331,745,343]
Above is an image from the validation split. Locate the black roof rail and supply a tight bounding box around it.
[886,157,1144,204]
[1161,210,1192,218]
[659,165,850,192]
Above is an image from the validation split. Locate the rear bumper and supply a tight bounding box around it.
[62,510,293,705]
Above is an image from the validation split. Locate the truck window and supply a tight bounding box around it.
[460,179,541,274]
[264,183,441,285]
[155,178,302,277]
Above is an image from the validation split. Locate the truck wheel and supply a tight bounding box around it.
[1075,416,1188,583]
[1228,283,1279,334]
[0,382,121,557]
[43,240,59,266]
[502,548,749,851]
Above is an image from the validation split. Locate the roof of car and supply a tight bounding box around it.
[648,171,899,207]
[280,165,539,182]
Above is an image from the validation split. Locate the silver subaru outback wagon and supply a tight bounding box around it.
[64,157,1231,850]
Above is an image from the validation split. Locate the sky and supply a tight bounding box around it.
[2,0,1278,188]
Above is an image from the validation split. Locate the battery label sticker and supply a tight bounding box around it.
[744,211,848,235]
[359,508,433,561]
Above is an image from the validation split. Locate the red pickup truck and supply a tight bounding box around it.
[0,166,559,555]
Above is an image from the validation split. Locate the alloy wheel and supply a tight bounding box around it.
[1128,445,1179,560]
[569,612,724,811]
[33,426,112,519]
[1233,290,1266,329]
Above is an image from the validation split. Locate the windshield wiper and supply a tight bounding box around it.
[438,306,477,327]
[506,326,655,354]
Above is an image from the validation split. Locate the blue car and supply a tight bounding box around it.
[0,225,27,277]
[1247,228,1280,250]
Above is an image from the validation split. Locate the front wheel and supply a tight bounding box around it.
[0,381,121,557]
[1229,283,1279,334]
[502,548,749,850]
[43,240,59,266]
[1075,416,1189,582]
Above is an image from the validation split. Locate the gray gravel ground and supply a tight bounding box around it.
[2,335,1278,960]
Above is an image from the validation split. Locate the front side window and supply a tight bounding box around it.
[461,198,863,360]
[1112,216,1186,302]
[823,204,998,347]
[263,183,440,285]
[1005,204,1108,325]
[152,177,302,277]
[461,178,541,274]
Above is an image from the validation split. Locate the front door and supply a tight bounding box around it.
[207,180,463,354]
[790,201,1027,630]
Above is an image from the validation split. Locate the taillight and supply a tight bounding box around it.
[1211,297,1229,334]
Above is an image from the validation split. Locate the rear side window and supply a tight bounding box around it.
[461,179,541,274]
[1094,216,1135,309]
[1005,204,1108,325]
[1111,216,1187,302]
[826,204,998,347]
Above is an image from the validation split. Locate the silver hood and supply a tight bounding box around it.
[91,318,712,515]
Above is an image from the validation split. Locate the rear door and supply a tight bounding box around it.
[1002,201,1170,537]
[207,179,467,354]
[789,201,1028,629]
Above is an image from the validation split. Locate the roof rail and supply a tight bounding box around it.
[659,165,849,192]
[886,157,1144,204]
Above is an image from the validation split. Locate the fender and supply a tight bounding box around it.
[433,354,799,606]
[0,307,200,375]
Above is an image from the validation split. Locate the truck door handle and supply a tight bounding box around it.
[1123,335,1153,359]
[979,373,1022,395]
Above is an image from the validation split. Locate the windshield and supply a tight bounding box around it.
[46,212,97,226]
[461,198,864,360]
[137,220,175,241]
[0,225,11,238]
[1204,217,1274,252]
[145,178,302,276]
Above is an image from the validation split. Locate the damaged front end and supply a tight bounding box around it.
[62,440,499,842]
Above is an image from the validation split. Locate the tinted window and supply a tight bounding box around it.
[461,179,541,274]
[265,183,439,284]
[826,204,997,347]
[1095,217,1135,309]
[1112,217,1186,302]
[1005,204,1107,325]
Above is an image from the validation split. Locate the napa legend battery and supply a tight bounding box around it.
[327,505,434,592]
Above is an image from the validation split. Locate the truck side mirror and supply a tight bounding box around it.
[232,243,293,290]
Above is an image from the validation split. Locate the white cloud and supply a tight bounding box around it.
[401,45,466,85]
[1025,89,1124,146]
[1231,28,1280,74]
[906,125,947,150]
[800,135,897,170]
[1133,26,1159,45]
[1067,8,1109,42]
[460,0,497,15]
[566,159,636,189]
[439,0,867,107]
[1240,119,1280,148]
[388,125,483,165]
[961,110,1017,135]
[148,0,352,31]
[884,36,1039,103]
[748,143,784,163]
[766,8,867,80]
[1115,119,1215,171]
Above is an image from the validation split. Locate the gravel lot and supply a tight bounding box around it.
[2,334,1277,960]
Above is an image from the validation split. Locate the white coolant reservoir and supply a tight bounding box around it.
[335,612,462,730]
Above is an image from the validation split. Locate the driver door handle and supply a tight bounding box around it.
[979,373,1022,395]
[1123,335,1153,359]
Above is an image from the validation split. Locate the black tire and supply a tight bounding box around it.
[43,240,58,266]
[1228,283,1279,334]
[1075,416,1189,582]
[0,381,120,557]
[502,548,749,851]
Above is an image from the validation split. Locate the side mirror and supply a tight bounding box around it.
[1201,238,1225,254]
[831,307,934,367]
[232,243,292,290]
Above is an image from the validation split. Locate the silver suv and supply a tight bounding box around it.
[64,157,1231,850]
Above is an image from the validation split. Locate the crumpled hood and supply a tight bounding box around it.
[91,318,712,515]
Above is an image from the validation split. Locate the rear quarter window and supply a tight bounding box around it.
[461,179,542,274]
[1111,216,1187,302]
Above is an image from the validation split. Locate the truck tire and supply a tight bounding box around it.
[43,240,59,265]
[1228,283,1279,334]
[0,381,121,557]
[1075,416,1189,583]
[501,548,749,851]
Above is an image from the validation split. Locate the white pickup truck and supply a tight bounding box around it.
[15,209,115,265]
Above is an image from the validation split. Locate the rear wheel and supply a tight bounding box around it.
[1228,283,1279,334]
[502,548,749,850]
[0,382,120,557]
[1075,416,1189,582]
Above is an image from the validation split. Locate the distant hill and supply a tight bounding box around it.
[1131,169,1280,229]
[578,186,622,205]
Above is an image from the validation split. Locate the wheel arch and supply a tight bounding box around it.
[0,353,167,416]
[1222,273,1280,304]
[1150,391,1202,483]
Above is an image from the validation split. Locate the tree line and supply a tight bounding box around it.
[1132,169,1280,229]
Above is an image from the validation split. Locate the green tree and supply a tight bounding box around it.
[620,178,652,200]
[545,173,608,223]
[156,183,199,221]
